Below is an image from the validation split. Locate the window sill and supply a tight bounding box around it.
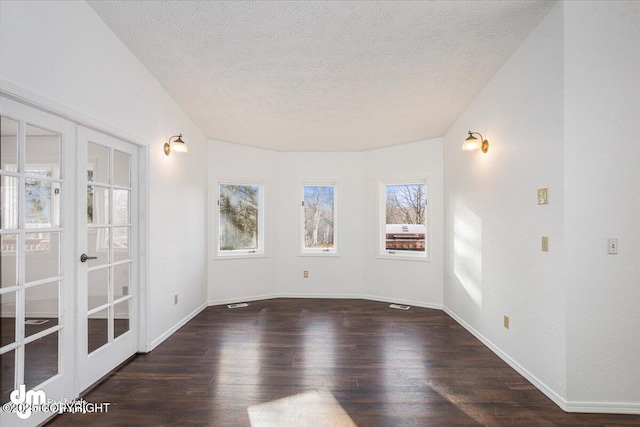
[377,253,430,262]
[214,253,267,261]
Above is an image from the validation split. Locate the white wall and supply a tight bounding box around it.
[444,0,640,413]
[276,152,366,298]
[443,1,567,403]
[208,141,281,303]
[363,140,444,307]
[564,0,640,410]
[208,139,444,306]
[0,0,209,348]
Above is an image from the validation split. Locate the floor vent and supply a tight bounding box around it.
[25,319,49,325]
[228,303,249,309]
[389,304,410,310]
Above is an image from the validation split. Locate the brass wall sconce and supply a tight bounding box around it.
[164,134,188,156]
[462,131,489,153]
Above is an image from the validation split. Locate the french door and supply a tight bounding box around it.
[0,97,76,427]
[76,127,138,393]
[1,96,140,425]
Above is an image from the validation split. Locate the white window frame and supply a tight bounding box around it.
[299,181,338,256]
[214,178,266,259]
[378,178,429,261]
[2,163,61,255]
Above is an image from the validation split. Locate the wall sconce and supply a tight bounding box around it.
[462,131,489,153]
[164,134,188,156]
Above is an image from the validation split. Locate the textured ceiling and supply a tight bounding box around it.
[88,1,554,152]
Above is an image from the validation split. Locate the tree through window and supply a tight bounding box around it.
[302,185,336,254]
[218,183,263,254]
[383,182,427,257]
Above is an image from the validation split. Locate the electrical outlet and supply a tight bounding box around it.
[174,294,178,305]
[303,271,309,278]
[504,315,510,329]
[537,187,548,205]
[541,236,549,252]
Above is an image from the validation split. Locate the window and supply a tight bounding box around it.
[301,184,337,255]
[217,181,264,257]
[380,180,427,259]
[2,164,60,253]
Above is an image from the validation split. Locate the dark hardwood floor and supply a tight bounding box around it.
[1,318,130,404]
[48,299,640,426]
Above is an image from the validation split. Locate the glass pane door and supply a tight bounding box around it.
[77,126,137,393]
[85,140,133,353]
[0,97,76,427]
[1,116,64,400]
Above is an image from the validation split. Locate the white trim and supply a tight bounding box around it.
[376,254,431,262]
[213,254,268,261]
[207,294,281,307]
[148,302,207,352]
[207,293,442,311]
[137,145,151,352]
[359,294,442,310]
[564,401,640,415]
[444,306,640,414]
[443,306,568,411]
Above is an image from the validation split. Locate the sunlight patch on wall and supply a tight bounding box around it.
[453,201,483,307]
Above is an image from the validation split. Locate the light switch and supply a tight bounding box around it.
[541,236,549,252]
[608,239,618,255]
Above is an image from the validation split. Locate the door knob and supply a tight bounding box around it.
[80,253,98,263]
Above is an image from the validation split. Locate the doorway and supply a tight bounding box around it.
[75,126,139,393]
[0,96,144,426]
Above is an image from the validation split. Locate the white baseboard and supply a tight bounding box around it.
[442,306,568,411]
[360,294,442,310]
[208,293,442,311]
[148,302,207,352]
[207,293,281,306]
[274,292,363,300]
[444,306,640,415]
[564,401,640,415]
[208,293,364,306]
